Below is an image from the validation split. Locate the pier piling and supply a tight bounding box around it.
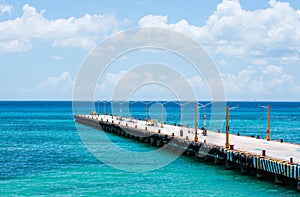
[275,174,285,185]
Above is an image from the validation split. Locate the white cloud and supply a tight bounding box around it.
[0,39,32,53]
[96,71,127,100]
[138,0,300,58]
[138,15,168,27]
[92,64,300,101]
[262,64,283,75]
[252,59,268,65]
[221,67,256,95]
[279,55,300,64]
[0,4,13,14]
[221,65,300,100]
[38,72,74,94]
[186,75,211,99]
[218,59,227,66]
[0,4,123,53]
[96,70,212,101]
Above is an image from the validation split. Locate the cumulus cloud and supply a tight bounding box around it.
[262,64,283,75]
[186,75,211,99]
[0,39,32,53]
[38,72,74,94]
[218,59,227,66]
[0,4,122,53]
[0,4,13,14]
[138,0,300,58]
[92,64,300,101]
[138,15,168,27]
[95,68,208,101]
[221,67,257,95]
[221,65,300,100]
[252,59,268,65]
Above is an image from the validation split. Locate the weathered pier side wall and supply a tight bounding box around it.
[74,114,300,191]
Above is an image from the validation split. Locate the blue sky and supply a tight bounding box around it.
[1,0,300,101]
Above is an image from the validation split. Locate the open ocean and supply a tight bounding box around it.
[0,101,299,196]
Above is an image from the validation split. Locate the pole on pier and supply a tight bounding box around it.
[266,105,271,141]
[146,103,148,123]
[259,104,271,141]
[120,102,123,120]
[203,105,206,130]
[197,102,213,136]
[180,103,183,130]
[194,103,198,142]
[225,106,230,149]
[130,102,132,121]
[161,103,164,128]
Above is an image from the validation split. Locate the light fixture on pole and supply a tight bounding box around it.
[140,101,151,124]
[225,105,239,149]
[259,104,271,141]
[146,103,148,123]
[120,101,123,121]
[160,101,169,128]
[195,103,199,142]
[198,102,213,135]
[130,101,133,121]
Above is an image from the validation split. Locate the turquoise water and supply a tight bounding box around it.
[0,101,299,196]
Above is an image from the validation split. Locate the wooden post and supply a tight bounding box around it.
[225,106,230,149]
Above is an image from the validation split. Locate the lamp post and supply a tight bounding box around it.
[194,102,214,142]
[146,103,148,123]
[259,104,271,141]
[120,101,123,121]
[179,102,185,130]
[198,102,213,133]
[203,105,206,130]
[130,101,133,121]
[225,106,230,149]
[195,103,199,142]
[225,105,239,149]
[161,102,165,128]
[104,101,107,116]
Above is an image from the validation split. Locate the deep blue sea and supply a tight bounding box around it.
[0,101,299,196]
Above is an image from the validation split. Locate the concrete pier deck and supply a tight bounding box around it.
[75,114,300,190]
[80,114,300,164]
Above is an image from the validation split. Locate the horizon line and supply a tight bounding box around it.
[0,99,300,102]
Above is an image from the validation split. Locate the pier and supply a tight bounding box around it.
[74,113,300,191]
